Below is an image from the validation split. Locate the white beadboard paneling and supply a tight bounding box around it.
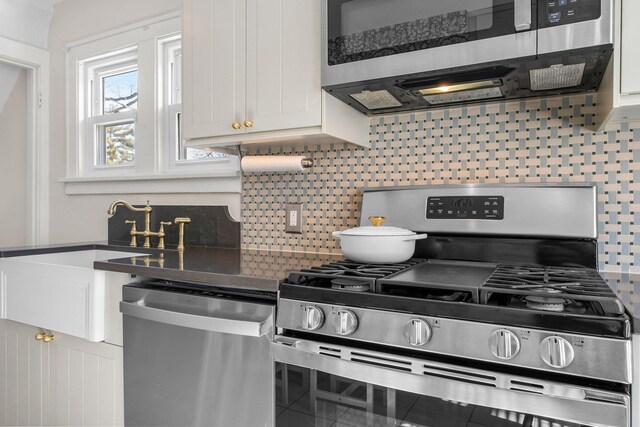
[0,321,49,427]
[51,333,124,427]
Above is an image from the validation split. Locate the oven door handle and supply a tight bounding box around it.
[120,301,272,337]
[271,337,629,427]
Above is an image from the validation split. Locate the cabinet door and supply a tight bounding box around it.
[0,320,51,427]
[182,0,247,139]
[621,0,640,95]
[245,0,322,133]
[50,333,124,426]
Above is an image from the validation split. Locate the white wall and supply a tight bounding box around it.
[0,62,21,115]
[0,68,27,246]
[48,0,241,244]
[0,0,53,49]
[0,0,53,115]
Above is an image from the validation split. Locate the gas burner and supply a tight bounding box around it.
[331,278,370,292]
[301,259,424,279]
[485,265,613,296]
[316,265,399,276]
[480,263,626,317]
[524,295,567,312]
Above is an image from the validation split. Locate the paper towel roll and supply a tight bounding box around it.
[241,156,313,173]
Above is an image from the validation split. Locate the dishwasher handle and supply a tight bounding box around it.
[120,300,272,337]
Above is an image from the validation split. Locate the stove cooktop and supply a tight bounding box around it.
[280,258,631,338]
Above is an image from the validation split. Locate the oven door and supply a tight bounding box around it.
[322,0,537,87]
[272,337,629,427]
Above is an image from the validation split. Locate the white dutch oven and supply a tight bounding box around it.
[332,216,427,264]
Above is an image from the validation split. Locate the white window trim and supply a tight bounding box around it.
[157,35,237,175]
[63,11,240,195]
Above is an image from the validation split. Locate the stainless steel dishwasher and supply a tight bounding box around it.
[120,281,275,427]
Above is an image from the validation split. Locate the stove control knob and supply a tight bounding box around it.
[300,305,324,331]
[539,336,574,369]
[332,310,358,336]
[403,319,432,346]
[489,329,520,360]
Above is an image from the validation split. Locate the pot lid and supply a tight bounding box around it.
[339,226,416,237]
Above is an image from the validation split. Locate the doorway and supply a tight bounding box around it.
[0,63,28,246]
[0,37,49,246]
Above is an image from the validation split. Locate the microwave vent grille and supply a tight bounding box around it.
[529,63,586,91]
[350,90,402,110]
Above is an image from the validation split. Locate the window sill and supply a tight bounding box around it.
[60,172,241,195]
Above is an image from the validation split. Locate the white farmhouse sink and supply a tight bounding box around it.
[0,249,143,342]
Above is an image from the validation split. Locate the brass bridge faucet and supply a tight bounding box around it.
[107,200,172,249]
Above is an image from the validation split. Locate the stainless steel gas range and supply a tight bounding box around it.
[272,184,633,427]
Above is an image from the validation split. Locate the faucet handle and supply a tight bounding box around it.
[125,220,138,247]
[157,221,172,250]
[174,217,192,252]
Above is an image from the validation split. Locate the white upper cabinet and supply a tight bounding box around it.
[620,0,640,95]
[182,0,246,139]
[245,0,322,133]
[181,0,369,148]
[596,0,640,128]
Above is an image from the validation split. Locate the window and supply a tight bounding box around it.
[64,13,239,193]
[160,35,228,173]
[85,50,138,169]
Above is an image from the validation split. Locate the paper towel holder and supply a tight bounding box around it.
[206,145,314,170]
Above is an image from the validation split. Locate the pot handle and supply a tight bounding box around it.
[403,234,428,241]
[332,231,342,238]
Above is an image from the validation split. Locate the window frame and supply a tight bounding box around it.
[63,12,240,194]
[158,35,235,175]
[85,49,138,173]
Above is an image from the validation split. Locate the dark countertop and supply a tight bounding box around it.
[1,243,637,325]
[0,241,158,257]
[0,242,342,293]
[93,246,343,293]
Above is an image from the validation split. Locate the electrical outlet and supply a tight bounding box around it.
[285,203,303,234]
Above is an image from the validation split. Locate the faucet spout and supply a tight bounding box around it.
[107,200,152,217]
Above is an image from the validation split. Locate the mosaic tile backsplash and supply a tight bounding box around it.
[241,94,640,274]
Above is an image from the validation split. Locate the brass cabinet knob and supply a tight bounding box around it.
[43,334,55,343]
[35,332,45,341]
[244,119,254,128]
[232,122,242,130]
[368,216,385,227]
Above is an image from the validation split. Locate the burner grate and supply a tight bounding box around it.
[300,259,424,279]
[481,264,625,316]
[484,265,615,296]
[285,259,425,292]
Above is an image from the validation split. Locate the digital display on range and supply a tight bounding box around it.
[427,196,504,220]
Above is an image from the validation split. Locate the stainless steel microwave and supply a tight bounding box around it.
[322,0,614,115]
